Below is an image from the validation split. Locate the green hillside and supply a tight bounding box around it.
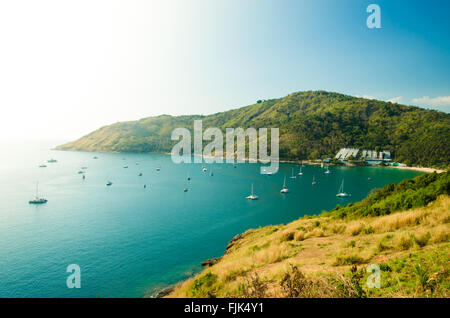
[57,91,450,168]
[168,171,450,298]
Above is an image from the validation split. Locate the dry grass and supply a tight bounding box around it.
[168,195,450,298]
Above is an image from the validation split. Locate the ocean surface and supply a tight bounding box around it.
[0,140,424,298]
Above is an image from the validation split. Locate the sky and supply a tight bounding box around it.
[0,0,449,141]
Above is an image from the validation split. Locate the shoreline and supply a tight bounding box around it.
[384,165,444,173]
[55,148,446,174]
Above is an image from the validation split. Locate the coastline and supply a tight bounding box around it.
[56,148,446,174]
[384,165,445,173]
[151,167,447,298]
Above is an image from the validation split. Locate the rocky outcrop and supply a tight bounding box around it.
[201,257,222,267]
[225,233,244,254]
[155,286,174,298]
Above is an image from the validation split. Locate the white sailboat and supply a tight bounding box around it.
[324,165,330,174]
[29,182,47,204]
[280,176,289,193]
[336,179,351,197]
[290,167,296,179]
[246,183,259,200]
[298,166,303,176]
[312,175,317,185]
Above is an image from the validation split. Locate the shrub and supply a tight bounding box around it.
[413,232,431,247]
[191,273,218,298]
[294,231,305,241]
[241,273,267,298]
[379,263,392,272]
[280,264,312,298]
[333,265,367,298]
[334,255,366,266]
[363,225,375,234]
[331,224,346,234]
[397,235,413,250]
[281,231,295,241]
[348,223,364,236]
[377,240,391,252]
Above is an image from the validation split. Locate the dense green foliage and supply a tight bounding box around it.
[57,91,450,167]
[326,171,450,219]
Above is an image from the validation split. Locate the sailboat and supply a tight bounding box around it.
[280,176,289,193]
[298,166,303,176]
[184,187,188,192]
[123,164,128,169]
[106,181,113,186]
[156,166,161,171]
[336,179,351,197]
[29,182,47,204]
[321,161,324,168]
[324,165,330,174]
[312,175,317,185]
[290,168,296,179]
[246,183,258,200]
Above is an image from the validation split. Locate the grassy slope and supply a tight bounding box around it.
[56,91,450,168]
[168,173,450,298]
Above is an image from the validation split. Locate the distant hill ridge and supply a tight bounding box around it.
[56,91,450,168]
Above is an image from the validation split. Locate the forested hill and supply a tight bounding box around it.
[56,91,450,168]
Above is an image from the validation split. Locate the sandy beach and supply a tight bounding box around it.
[385,165,445,173]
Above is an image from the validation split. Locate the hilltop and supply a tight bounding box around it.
[167,171,450,298]
[57,91,450,168]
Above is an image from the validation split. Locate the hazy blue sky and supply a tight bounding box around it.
[0,0,449,141]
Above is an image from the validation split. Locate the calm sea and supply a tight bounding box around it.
[0,140,424,297]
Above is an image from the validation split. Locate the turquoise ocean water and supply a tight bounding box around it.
[0,140,424,297]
